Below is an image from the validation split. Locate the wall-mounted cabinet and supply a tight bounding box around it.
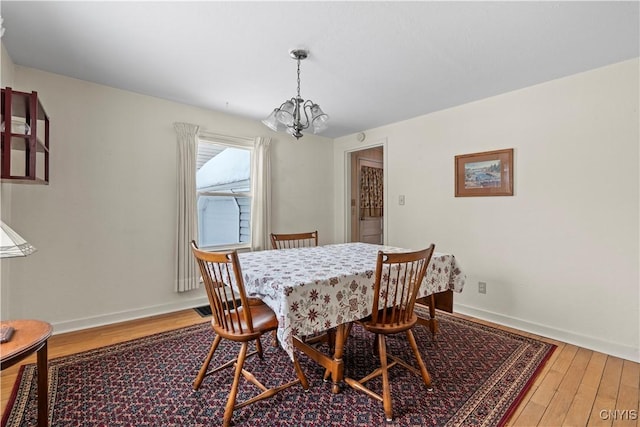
[1,87,50,184]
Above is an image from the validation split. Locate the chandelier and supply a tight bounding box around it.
[262,49,329,139]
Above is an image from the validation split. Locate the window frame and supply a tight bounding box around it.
[196,132,255,252]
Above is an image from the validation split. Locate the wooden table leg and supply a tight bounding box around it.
[427,296,439,336]
[293,323,350,394]
[329,323,348,394]
[416,294,439,338]
[36,341,49,427]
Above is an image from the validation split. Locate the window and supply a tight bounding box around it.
[196,137,253,250]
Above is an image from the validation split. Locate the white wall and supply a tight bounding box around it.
[0,60,334,332]
[334,59,639,362]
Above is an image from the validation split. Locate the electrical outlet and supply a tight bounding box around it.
[478,281,487,294]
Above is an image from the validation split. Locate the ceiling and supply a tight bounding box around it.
[1,1,638,139]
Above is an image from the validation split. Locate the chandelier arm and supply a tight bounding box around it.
[300,107,311,131]
[299,100,315,130]
[280,100,292,110]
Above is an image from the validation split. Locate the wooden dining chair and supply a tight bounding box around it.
[270,230,318,249]
[190,242,309,427]
[344,244,435,422]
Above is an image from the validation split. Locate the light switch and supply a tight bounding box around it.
[399,195,405,205]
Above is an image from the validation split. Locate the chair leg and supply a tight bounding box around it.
[194,334,222,390]
[406,329,432,389]
[378,334,393,422]
[292,351,310,390]
[223,342,249,427]
[256,336,264,359]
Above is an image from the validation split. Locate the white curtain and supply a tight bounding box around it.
[174,122,200,292]
[251,137,271,251]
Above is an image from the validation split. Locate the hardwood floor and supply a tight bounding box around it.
[1,309,638,426]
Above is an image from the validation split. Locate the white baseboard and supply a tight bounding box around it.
[51,296,209,335]
[454,303,640,363]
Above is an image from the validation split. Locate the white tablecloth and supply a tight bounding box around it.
[238,242,466,358]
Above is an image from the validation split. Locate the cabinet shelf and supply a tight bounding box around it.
[1,88,50,184]
[4,134,49,153]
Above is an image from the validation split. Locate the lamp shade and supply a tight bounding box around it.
[262,109,286,132]
[275,100,295,126]
[0,221,36,258]
[311,104,329,133]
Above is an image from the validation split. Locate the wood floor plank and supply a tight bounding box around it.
[612,360,639,427]
[530,344,579,407]
[563,351,608,427]
[510,400,548,427]
[588,356,624,427]
[539,347,593,426]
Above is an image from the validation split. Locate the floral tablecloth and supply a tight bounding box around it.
[238,242,466,359]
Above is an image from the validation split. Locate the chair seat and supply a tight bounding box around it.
[213,303,278,341]
[361,312,418,335]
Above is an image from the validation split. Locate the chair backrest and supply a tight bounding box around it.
[370,244,435,328]
[270,230,318,250]
[191,241,255,335]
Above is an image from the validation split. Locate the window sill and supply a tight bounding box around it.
[199,243,253,253]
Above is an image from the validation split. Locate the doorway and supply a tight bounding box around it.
[349,146,384,243]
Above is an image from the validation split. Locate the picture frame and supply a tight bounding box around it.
[455,148,514,197]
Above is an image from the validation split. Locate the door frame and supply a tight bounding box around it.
[335,137,388,244]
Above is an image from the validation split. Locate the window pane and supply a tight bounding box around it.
[198,196,251,246]
[196,146,251,191]
[196,142,252,248]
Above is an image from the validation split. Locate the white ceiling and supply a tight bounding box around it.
[1,1,638,138]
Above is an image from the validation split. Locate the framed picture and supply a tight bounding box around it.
[455,148,514,197]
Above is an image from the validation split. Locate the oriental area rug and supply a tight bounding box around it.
[2,312,555,427]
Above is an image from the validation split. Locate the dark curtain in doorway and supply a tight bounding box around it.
[360,166,383,217]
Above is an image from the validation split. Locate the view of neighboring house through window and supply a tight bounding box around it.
[196,140,252,249]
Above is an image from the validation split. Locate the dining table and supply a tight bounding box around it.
[238,242,466,393]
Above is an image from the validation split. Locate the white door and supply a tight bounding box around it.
[360,215,383,244]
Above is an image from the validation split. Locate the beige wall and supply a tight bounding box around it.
[335,59,639,362]
[0,59,334,332]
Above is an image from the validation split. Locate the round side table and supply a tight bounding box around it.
[1,319,53,427]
